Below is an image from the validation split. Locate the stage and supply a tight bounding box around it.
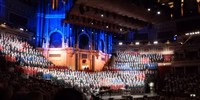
[90,93,158,100]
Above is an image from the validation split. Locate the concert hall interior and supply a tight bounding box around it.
[0,0,200,100]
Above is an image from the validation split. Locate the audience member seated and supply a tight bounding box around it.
[161,73,200,97]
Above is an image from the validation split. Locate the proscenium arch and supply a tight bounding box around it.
[49,30,63,48]
[78,32,91,50]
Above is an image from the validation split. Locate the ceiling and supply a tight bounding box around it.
[65,0,172,33]
[19,0,172,34]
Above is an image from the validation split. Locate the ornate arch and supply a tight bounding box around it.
[78,32,91,50]
[49,29,63,48]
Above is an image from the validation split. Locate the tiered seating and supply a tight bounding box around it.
[0,32,157,96]
[161,73,200,96]
[114,51,163,71]
[20,66,147,94]
[0,33,52,68]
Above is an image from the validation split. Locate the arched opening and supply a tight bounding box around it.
[79,34,89,50]
[49,32,62,48]
[99,39,105,52]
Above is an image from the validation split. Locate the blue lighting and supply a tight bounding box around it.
[50,32,62,48]
[34,0,112,53]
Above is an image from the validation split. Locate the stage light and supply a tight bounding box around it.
[91,22,93,25]
[185,33,189,35]
[101,14,104,17]
[3,22,6,25]
[92,32,93,34]
[153,41,158,44]
[19,28,24,31]
[157,11,161,15]
[170,14,173,18]
[135,42,140,45]
[195,31,199,34]
[82,29,84,32]
[119,42,123,45]
[106,25,109,28]
[190,94,196,97]
[147,8,151,11]
[149,82,154,87]
[120,28,122,31]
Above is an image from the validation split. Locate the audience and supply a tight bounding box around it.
[161,73,200,96]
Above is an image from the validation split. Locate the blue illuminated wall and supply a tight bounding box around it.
[36,0,113,54]
[0,0,5,19]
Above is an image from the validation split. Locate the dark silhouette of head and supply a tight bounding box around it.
[53,88,86,100]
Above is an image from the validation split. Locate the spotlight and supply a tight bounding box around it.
[106,26,109,28]
[190,94,196,97]
[91,22,94,25]
[185,33,189,35]
[120,28,122,31]
[135,42,140,45]
[147,8,151,11]
[19,28,24,31]
[195,31,199,34]
[170,14,173,18]
[153,41,158,44]
[157,11,161,15]
[82,29,84,32]
[119,42,123,45]
[101,14,104,17]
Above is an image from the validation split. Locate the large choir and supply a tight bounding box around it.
[1,32,199,99]
[114,51,164,71]
[0,33,52,67]
[0,32,160,96]
[20,66,149,94]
